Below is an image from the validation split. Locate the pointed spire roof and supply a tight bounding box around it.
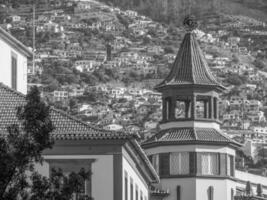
[156,16,225,91]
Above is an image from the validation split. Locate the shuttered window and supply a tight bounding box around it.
[227,155,234,177]
[159,153,170,176]
[189,152,196,174]
[152,154,159,173]
[11,55,17,90]
[197,153,219,175]
[220,154,227,176]
[170,152,189,175]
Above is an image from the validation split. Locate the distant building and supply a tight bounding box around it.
[106,43,112,61]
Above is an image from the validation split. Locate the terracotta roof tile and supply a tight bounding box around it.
[143,127,241,147]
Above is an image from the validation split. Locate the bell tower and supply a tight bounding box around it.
[143,16,241,200]
[157,16,224,131]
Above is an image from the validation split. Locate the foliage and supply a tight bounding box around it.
[232,54,240,63]
[254,58,266,70]
[225,73,247,86]
[0,86,54,199]
[164,46,175,54]
[30,168,92,200]
[116,13,131,29]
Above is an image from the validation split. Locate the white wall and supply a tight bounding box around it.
[122,149,149,200]
[159,178,196,200]
[145,145,236,200]
[0,37,27,94]
[145,145,236,156]
[36,155,114,200]
[236,170,267,195]
[195,179,236,200]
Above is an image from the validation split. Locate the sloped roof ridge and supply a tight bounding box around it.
[0,82,137,139]
[155,32,225,90]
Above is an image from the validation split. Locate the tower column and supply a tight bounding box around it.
[191,94,196,120]
[210,96,214,119]
[171,96,176,120]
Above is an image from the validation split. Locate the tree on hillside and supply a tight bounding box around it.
[254,58,266,70]
[225,74,246,86]
[232,54,240,63]
[0,86,54,199]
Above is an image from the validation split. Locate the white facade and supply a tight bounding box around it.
[123,148,149,200]
[0,28,32,94]
[145,145,236,200]
[34,139,158,200]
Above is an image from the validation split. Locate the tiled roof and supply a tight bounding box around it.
[142,127,242,147]
[0,83,137,140]
[155,32,225,91]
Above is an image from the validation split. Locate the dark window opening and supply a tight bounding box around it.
[165,97,171,120]
[136,185,138,200]
[159,153,170,176]
[175,99,191,119]
[11,55,17,90]
[125,171,128,200]
[196,96,213,119]
[130,178,133,200]
[177,186,181,200]
[208,186,214,200]
[213,98,218,119]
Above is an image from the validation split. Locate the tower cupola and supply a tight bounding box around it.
[143,16,240,148]
[156,16,225,130]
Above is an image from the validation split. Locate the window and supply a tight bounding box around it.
[170,152,189,175]
[125,171,128,200]
[219,154,227,176]
[159,153,170,176]
[213,98,217,119]
[231,188,234,200]
[177,186,181,200]
[165,97,171,120]
[135,185,138,200]
[140,191,143,200]
[175,99,191,119]
[130,178,133,200]
[196,96,212,119]
[11,54,17,90]
[151,154,159,173]
[196,99,205,118]
[227,155,234,176]
[197,153,219,175]
[208,186,214,200]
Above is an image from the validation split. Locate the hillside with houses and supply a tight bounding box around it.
[1,0,267,169]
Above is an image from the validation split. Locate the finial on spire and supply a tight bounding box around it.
[183,15,198,32]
